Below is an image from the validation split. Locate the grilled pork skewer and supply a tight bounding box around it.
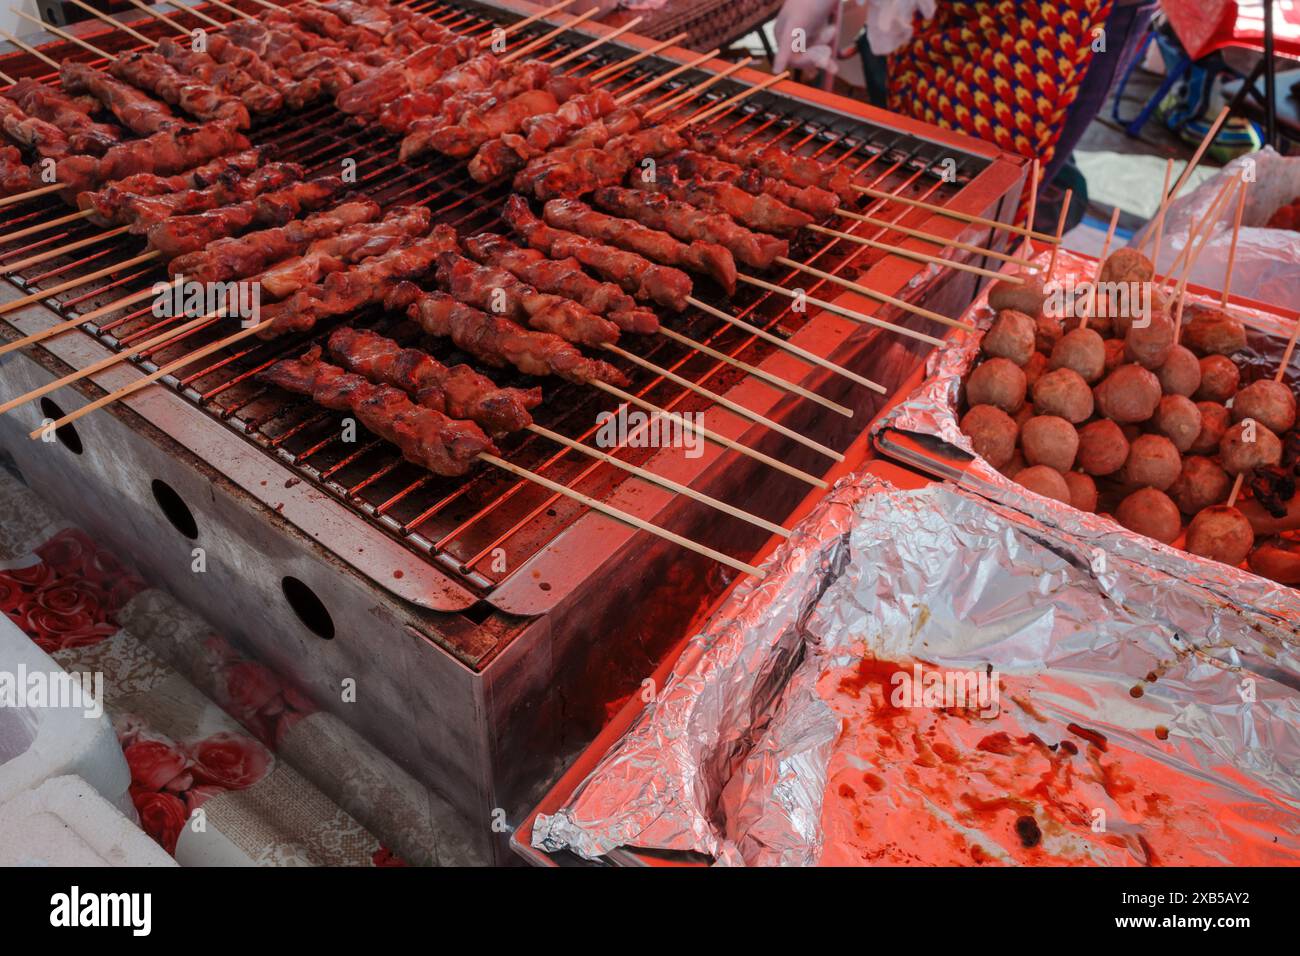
[591,186,787,271]
[0,145,29,195]
[109,52,253,129]
[202,32,323,110]
[688,130,857,204]
[461,232,659,335]
[542,197,737,293]
[52,122,251,197]
[154,36,284,116]
[259,346,497,478]
[435,252,620,348]
[77,149,265,226]
[669,150,838,219]
[60,62,183,137]
[327,326,541,437]
[256,223,463,339]
[468,88,618,184]
[503,195,692,311]
[167,199,382,282]
[514,126,685,202]
[390,283,628,387]
[5,79,121,155]
[0,93,71,158]
[377,53,503,133]
[91,162,304,234]
[631,168,812,236]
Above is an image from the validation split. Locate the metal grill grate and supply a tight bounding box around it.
[0,0,995,592]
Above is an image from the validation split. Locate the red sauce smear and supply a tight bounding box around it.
[1067,722,1108,751]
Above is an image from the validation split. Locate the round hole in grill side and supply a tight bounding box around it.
[281,576,335,640]
[150,479,198,540]
[37,398,83,455]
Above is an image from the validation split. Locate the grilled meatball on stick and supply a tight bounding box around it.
[259,346,496,477]
[503,195,692,311]
[592,186,787,270]
[542,197,737,292]
[327,326,541,436]
[462,232,659,335]
[5,79,120,155]
[167,199,381,282]
[435,253,620,348]
[391,284,629,387]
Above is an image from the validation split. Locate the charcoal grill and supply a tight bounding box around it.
[0,0,1028,860]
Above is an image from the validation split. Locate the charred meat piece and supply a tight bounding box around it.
[0,145,30,195]
[78,149,263,226]
[115,163,303,234]
[669,149,838,219]
[146,176,339,260]
[259,346,495,477]
[256,224,462,338]
[205,33,323,110]
[514,125,685,201]
[691,131,857,204]
[503,195,692,311]
[6,79,120,155]
[336,42,470,118]
[377,54,502,133]
[0,94,70,158]
[402,87,560,161]
[54,122,251,196]
[256,205,432,298]
[592,186,787,270]
[110,52,252,128]
[398,285,628,387]
[543,197,736,293]
[219,19,354,96]
[632,169,812,235]
[155,37,284,115]
[60,61,182,136]
[463,232,659,335]
[435,252,620,348]
[468,88,617,183]
[328,326,541,436]
[168,199,381,283]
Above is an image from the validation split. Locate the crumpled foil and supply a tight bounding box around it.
[532,472,1300,865]
[873,248,1300,629]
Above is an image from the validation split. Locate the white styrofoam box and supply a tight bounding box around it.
[0,775,176,867]
[0,614,132,813]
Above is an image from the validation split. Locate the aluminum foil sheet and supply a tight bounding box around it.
[873,248,1300,630]
[532,473,1300,865]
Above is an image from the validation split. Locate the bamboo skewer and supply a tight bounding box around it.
[478,0,576,48]
[1022,159,1039,261]
[672,69,788,132]
[1163,175,1240,300]
[1080,207,1120,331]
[586,32,687,81]
[0,26,60,68]
[1149,157,1174,272]
[1,225,136,275]
[1045,189,1071,276]
[805,222,1018,283]
[827,207,1036,269]
[1222,181,1247,306]
[0,251,157,321]
[851,184,1059,244]
[146,0,223,29]
[122,0,193,36]
[204,0,258,21]
[603,343,844,460]
[548,16,642,68]
[615,46,720,105]
[64,0,154,46]
[500,8,599,64]
[1171,177,1241,337]
[525,422,789,537]
[0,67,13,86]
[643,57,752,118]
[12,9,115,60]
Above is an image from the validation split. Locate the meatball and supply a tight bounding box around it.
[1013,403,1036,428]
[1023,351,1048,389]
[1094,364,1161,423]
[960,405,1019,469]
[1021,415,1079,472]
[1033,367,1093,423]
[983,309,1037,365]
[1064,471,1098,512]
[1194,354,1240,402]
[1050,327,1106,383]
[1014,465,1071,503]
[999,450,1027,480]
[1098,247,1154,285]
[1150,394,1203,452]
[1189,401,1230,454]
[1185,505,1254,566]
[1231,379,1297,434]
[1034,312,1065,354]
[1121,433,1182,490]
[1124,307,1176,370]
[1115,487,1182,544]
[1183,305,1247,356]
[1219,419,1283,474]
[987,274,1047,316]
[1103,337,1127,374]
[1077,419,1130,476]
[1156,345,1201,397]
[1168,456,1231,515]
[967,357,1027,413]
